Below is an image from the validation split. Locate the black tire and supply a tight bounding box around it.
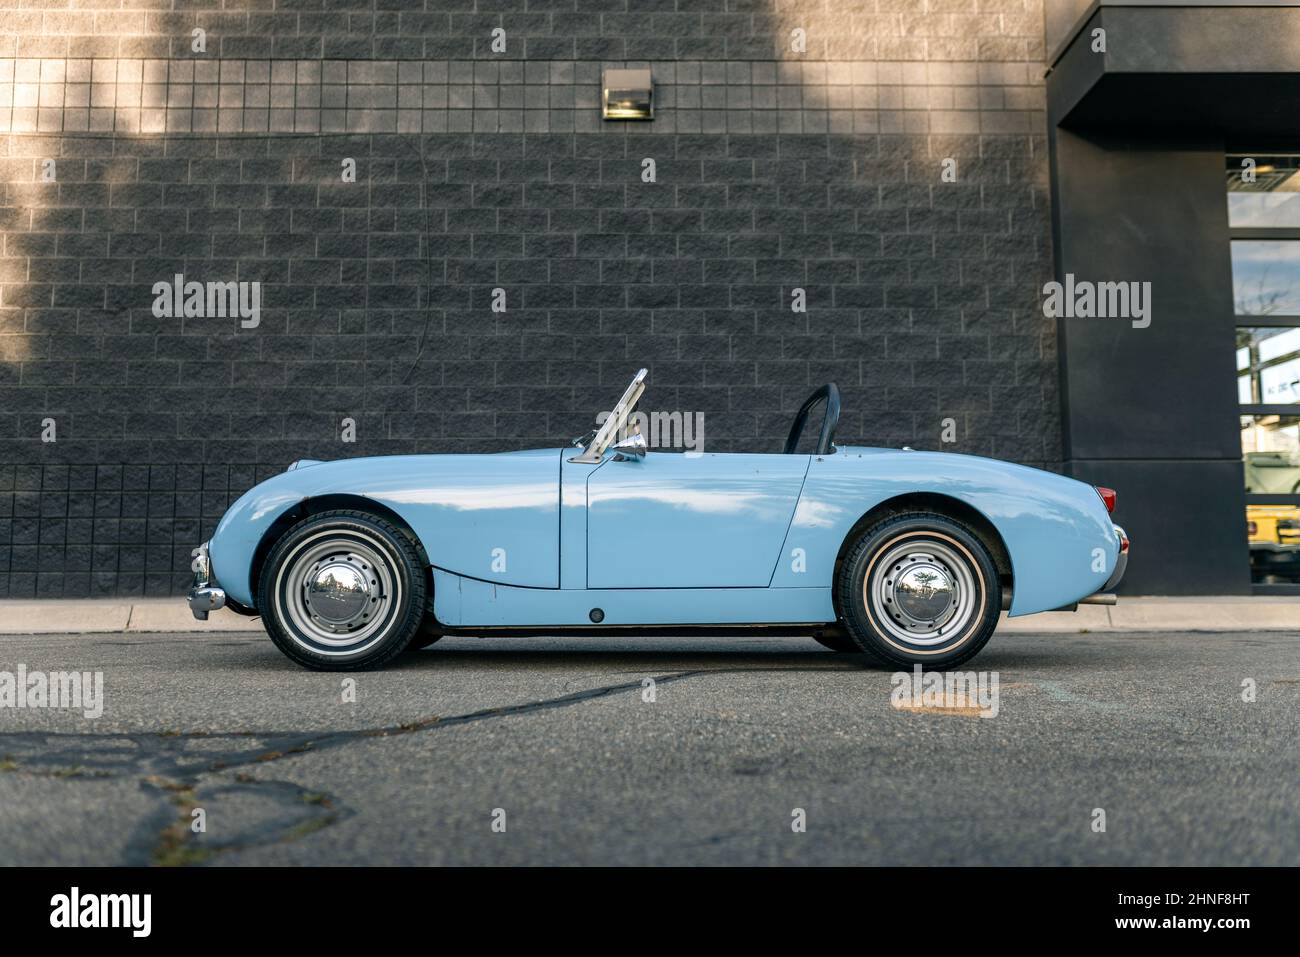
[258,509,427,671]
[836,512,1000,669]
[811,627,860,653]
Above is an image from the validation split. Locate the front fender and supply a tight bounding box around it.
[207,450,562,608]
[772,447,1118,616]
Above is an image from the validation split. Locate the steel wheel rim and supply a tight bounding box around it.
[274,529,402,656]
[866,535,980,648]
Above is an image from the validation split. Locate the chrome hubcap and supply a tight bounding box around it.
[867,536,980,648]
[306,561,371,627]
[275,530,401,656]
[892,561,957,626]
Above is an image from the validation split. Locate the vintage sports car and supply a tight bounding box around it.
[189,369,1129,671]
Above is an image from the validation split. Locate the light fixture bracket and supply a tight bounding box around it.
[602,68,654,121]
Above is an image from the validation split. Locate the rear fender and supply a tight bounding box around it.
[772,448,1118,615]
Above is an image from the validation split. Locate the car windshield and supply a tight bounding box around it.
[573,369,647,463]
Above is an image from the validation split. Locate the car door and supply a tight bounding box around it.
[586,451,811,588]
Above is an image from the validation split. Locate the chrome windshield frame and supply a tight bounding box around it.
[569,368,648,464]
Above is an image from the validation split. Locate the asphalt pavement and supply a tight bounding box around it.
[0,630,1296,865]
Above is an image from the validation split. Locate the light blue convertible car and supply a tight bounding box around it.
[189,369,1129,671]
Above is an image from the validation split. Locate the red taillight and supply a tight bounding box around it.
[1096,486,1116,514]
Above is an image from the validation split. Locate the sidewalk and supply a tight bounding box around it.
[1,596,1299,635]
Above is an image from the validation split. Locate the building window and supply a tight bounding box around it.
[1228,154,1300,586]
[1231,242,1300,315]
[1227,155,1300,227]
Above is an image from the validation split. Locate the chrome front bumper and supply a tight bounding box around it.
[188,541,227,620]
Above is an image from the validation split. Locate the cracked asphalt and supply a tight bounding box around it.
[1,630,1297,866]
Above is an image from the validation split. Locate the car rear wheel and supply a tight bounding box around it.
[836,513,1000,669]
[258,509,427,671]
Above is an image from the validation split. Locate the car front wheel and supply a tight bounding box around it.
[836,513,1000,669]
[258,509,427,671]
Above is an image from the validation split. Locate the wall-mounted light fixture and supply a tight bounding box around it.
[602,68,654,121]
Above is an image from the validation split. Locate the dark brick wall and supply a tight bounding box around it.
[0,462,283,598]
[1,127,1056,597]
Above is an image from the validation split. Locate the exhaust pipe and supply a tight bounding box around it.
[1078,592,1118,605]
[1004,591,1117,613]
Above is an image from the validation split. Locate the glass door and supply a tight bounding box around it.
[1228,154,1300,588]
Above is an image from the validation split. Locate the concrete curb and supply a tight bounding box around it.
[1,596,1299,635]
[998,596,1300,633]
[0,599,262,634]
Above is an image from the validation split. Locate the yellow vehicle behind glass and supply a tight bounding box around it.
[1247,504,1300,582]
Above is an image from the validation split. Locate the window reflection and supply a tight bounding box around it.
[1242,415,1300,581]
[1247,504,1300,583]
[1231,241,1300,316]
[1237,327,1300,404]
[1241,414,1300,491]
[1227,154,1300,228]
